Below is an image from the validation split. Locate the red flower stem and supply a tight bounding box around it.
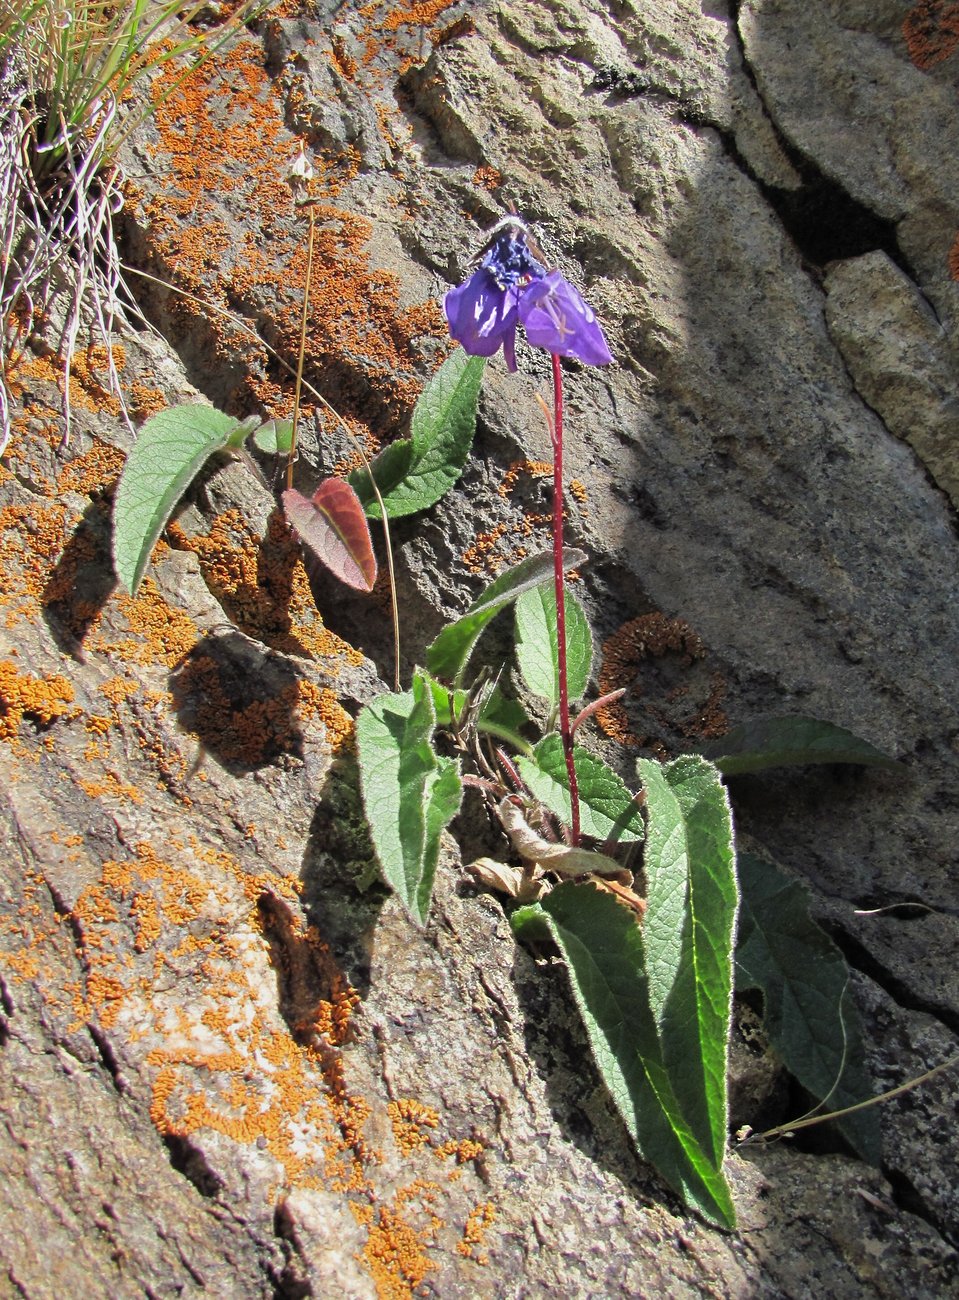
[550,352,581,846]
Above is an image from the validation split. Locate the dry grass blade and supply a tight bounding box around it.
[0,0,265,451]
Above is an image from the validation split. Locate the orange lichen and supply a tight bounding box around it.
[903,1,959,68]
[569,478,588,508]
[472,165,502,191]
[142,38,442,437]
[388,1099,440,1155]
[356,1199,438,1298]
[436,1136,484,1165]
[76,772,146,805]
[458,1200,495,1262]
[497,459,552,499]
[462,522,509,575]
[90,577,199,668]
[597,614,707,748]
[0,659,76,756]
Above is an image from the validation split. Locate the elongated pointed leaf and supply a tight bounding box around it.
[112,404,239,594]
[517,734,645,843]
[703,716,898,776]
[351,350,485,518]
[426,549,586,685]
[638,756,737,1169]
[355,672,462,924]
[515,584,592,712]
[736,852,880,1162]
[512,883,736,1228]
[283,479,377,592]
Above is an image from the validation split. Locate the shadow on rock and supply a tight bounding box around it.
[169,630,306,774]
[41,498,117,657]
[294,753,389,1001]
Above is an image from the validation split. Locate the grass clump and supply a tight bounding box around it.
[0,0,264,450]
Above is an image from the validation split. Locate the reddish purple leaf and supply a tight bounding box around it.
[282,478,377,592]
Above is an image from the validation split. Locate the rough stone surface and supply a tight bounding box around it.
[2,1,958,1296]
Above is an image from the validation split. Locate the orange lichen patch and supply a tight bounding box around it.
[472,165,502,191]
[462,522,510,575]
[128,380,169,422]
[143,40,442,437]
[99,674,140,705]
[388,1099,440,1155]
[76,772,146,805]
[569,478,588,507]
[497,459,552,499]
[297,680,356,753]
[949,230,959,281]
[172,651,307,767]
[167,508,363,669]
[12,346,123,421]
[54,436,126,499]
[0,499,71,626]
[354,1198,438,1299]
[597,613,706,748]
[435,1136,483,1165]
[0,659,77,757]
[331,31,359,78]
[90,576,199,668]
[903,1,959,68]
[458,1200,495,1262]
[381,0,456,33]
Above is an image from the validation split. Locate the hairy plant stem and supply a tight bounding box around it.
[550,352,581,845]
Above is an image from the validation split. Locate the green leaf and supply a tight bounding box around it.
[350,350,485,518]
[355,672,462,925]
[703,716,898,776]
[512,883,736,1228]
[735,853,880,1162]
[638,756,738,1168]
[251,418,294,454]
[426,549,586,686]
[517,734,645,843]
[112,404,240,594]
[515,584,592,712]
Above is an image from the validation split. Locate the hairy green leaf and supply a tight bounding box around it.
[515,584,592,712]
[703,716,897,776]
[355,673,462,925]
[351,350,485,518]
[512,883,736,1228]
[251,418,294,454]
[517,734,644,843]
[426,549,586,686]
[112,404,240,594]
[736,853,880,1162]
[638,755,738,1168]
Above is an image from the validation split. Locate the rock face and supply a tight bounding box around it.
[1,1,957,1295]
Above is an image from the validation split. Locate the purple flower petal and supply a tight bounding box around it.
[444,268,520,371]
[518,270,613,366]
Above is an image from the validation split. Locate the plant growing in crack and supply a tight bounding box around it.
[110,204,924,1228]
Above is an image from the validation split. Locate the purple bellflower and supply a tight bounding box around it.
[444,216,612,370]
